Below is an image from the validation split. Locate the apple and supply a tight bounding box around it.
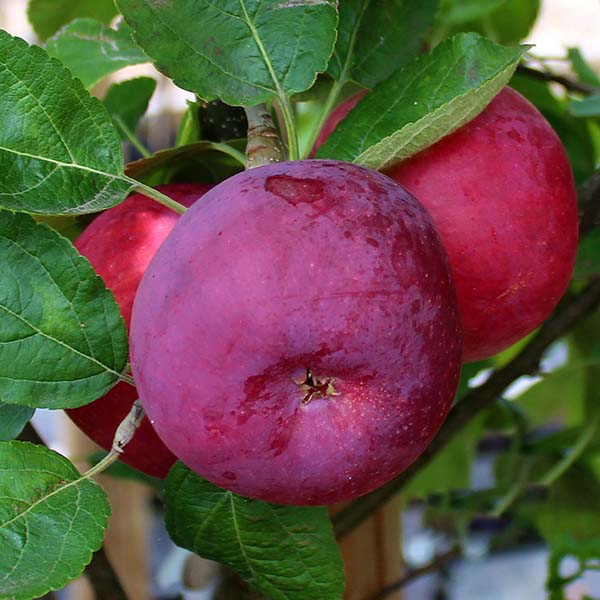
[129,160,462,504]
[67,183,212,478]
[316,87,578,361]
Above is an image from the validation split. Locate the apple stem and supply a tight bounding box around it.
[244,104,287,169]
[82,399,145,480]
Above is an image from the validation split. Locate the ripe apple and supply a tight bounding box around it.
[129,160,462,504]
[67,183,212,478]
[316,87,578,361]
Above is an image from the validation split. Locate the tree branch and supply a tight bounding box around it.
[244,104,286,168]
[333,279,600,539]
[517,64,599,95]
[368,545,461,600]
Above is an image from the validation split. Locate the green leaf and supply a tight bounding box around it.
[455,359,493,400]
[165,463,345,600]
[27,0,118,41]
[329,0,438,88]
[568,48,600,88]
[176,101,201,147]
[510,343,588,428]
[483,0,540,44]
[531,463,600,545]
[435,0,539,45]
[0,404,34,441]
[575,228,600,279]
[404,415,483,498]
[547,537,600,599]
[0,441,110,599]
[116,0,338,106]
[45,19,149,89]
[125,140,245,186]
[439,0,506,26]
[317,33,527,169]
[0,30,133,215]
[569,94,600,118]
[0,210,128,409]
[104,77,157,141]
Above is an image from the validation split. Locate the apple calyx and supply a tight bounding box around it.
[296,368,340,405]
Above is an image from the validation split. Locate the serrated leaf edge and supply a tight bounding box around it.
[0,30,131,215]
[0,441,110,600]
[354,49,528,170]
[0,212,129,409]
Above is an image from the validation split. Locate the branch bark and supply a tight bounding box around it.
[244,104,286,168]
[368,545,460,600]
[333,278,600,539]
[517,64,599,95]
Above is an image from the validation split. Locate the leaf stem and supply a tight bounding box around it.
[491,459,533,518]
[126,178,187,214]
[278,98,299,161]
[302,78,345,159]
[538,411,600,487]
[205,141,247,167]
[114,116,151,158]
[120,372,135,387]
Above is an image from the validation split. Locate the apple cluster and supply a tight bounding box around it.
[68,87,577,504]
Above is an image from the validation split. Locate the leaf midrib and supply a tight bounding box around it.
[0,303,123,381]
[238,0,286,104]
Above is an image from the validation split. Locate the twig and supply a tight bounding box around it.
[333,278,600,539]
[517,64,599,95]
[368,546,461,600]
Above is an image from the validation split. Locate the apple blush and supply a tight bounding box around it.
[67,183,212,478]
[315,87,578,362]
[130,160,462,504]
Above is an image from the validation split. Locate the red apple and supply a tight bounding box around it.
[129,160,462,504]
[317,87,578,361]
[67,183,212,478]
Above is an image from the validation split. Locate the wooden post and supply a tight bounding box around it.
[331,500,404,600]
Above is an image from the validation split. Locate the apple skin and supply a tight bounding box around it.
[129,160,462,504]
[67,183,212,478]
[317,87,578,362]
